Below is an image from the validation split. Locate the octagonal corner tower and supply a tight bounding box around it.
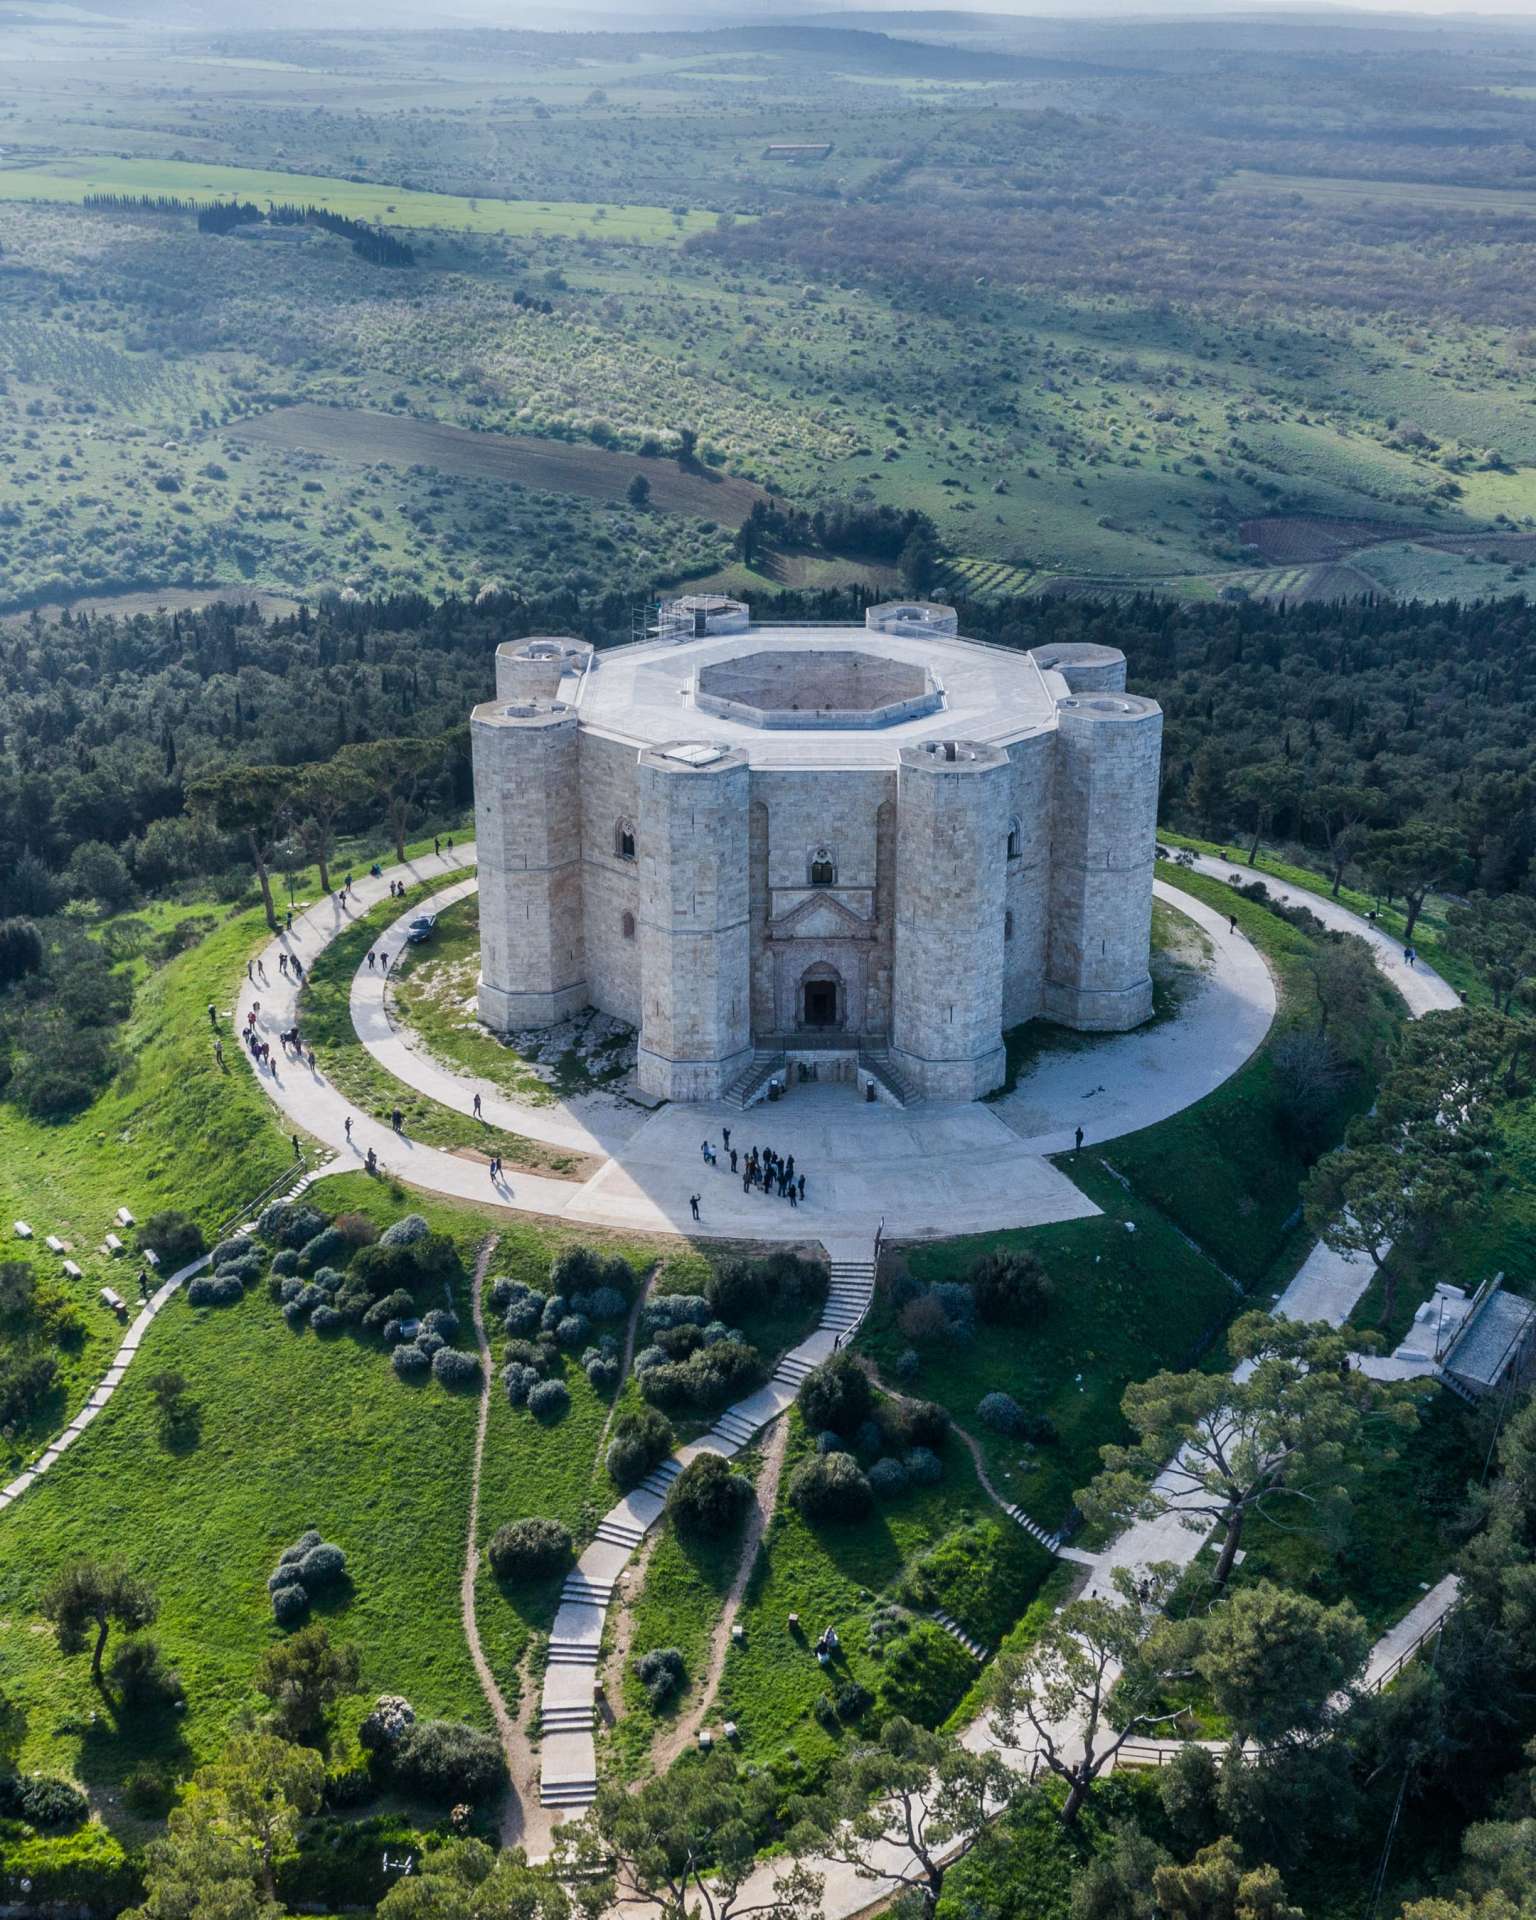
[470,602,1164,1104]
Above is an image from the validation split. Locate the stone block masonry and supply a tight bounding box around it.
[473,608,1164,1103]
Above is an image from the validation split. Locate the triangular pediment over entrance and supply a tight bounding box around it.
[770,892,872,940]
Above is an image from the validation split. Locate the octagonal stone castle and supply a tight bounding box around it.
[471,596,1162,1106]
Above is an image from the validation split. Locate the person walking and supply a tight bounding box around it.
[434,837,441,857]
[689,1193,701,1222]
[391,1107,403,1133]
[344,1115,353,1143]
[306,1047,316,1072]
[729,1147,738,1174]
[1228,914,1237,935]
[1074,1125,1084,1155]
[798,1172,805,1202]
[285,908,293,931]
[722,1125,731,1153]
[379,950,388,971]
[213,1037,224,1066]
[292,1133,302,1161]
[472,1092,483,1120]
[208,1001,218,1027]
[367,950,376,970]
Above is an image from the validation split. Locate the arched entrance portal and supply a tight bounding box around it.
[799,963,844,1032]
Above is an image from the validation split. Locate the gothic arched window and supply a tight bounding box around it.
[616,818,637,862]
[809,847,835,887]
[1006,818,1022,862]
[621,911,636,940]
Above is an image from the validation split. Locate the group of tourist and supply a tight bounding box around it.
[697,1124,808,1208]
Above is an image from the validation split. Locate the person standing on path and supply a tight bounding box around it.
[1229,914,1237,935]
[689,1193,701,1221]
[434,837,441,856]
[367,950,376,970]
[391,1107,404,1134]
[798,1173,805,1202]
[472,1092,482,1120]
[344,1115,353,1143]
[1074,1125,1084,1155]
[722,1126,731,1152]
[729,1147,738,1174]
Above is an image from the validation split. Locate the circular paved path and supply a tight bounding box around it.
[231,845,1277,1243]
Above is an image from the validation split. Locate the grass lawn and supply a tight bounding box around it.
[0,1177,499,1829]
[391,894,634,1104]
[0,158,723,241]
[865,1161,1239,1532]
[297,879,591,1178]
[1097,864,1401,1288]
[718,1413,1050,1782]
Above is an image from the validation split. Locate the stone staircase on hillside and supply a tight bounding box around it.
[1003,1502,1065,1555]
[931,1610,991,1663]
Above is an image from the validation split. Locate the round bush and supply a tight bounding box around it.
[816,1429,847,1455]
[555,1313,591,1349]
[271,1582,309,1626]
[278,1275,305,1305]
[905,1447,943,1487]
[853,1418,884,1459]
[358,1693,415,1751]
[645,1292,710,1332]
[633,1344,667,1373]
[210,1234,253,1268]
[668,1453,753,1534]
[789,1451,873,1523]
[281,1206,328,1251]
[488,1516,572,1582]
[894,1348,921,1385]
[897,1399,950,1449]
[502,1295,544,1338]
[634,1646,686,1709]
[298,1226,350,1274]
[257,1200,298,1241]
[503,1362,540,1407]
[432,1347,481,1388]
[186,1272,242,1307]
[0,1773,88,1830]
[868,1457,910,1499]
[488,1276,519,1312]
[332,1212,379,1249]
[271,1247,300,1278]
[607,1406,674,1489]
[309,1266,343,1294]
[298,1542,347,1589]
[798,1351,873,1438]
[391,1719,505,1805]
[588,1285,628,1321]
[279,1530,323,1568]
[282,1301,308,1330]
[380,1213,430,1248]
[216,1252,262,1283]
[362,1288,416,1332]
[415,1329,445,1360]
[969,1248,1053,1325]
[932,1281,977,1339]
[310,1305,344,1334]
[392,1343,431,1380]
[527,1378,570,1422]
[585,1355,619,1393]
[977,1391,1027,1436]
[502,1337,546,1372]
[549,1245,604,1296]
[421,1307,459,1342]
[540,1294,567,1332]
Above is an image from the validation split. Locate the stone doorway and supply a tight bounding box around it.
[800,965,844,1031]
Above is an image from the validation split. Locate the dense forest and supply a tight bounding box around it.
[3,587,1531,906]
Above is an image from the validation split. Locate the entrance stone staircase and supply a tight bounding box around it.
[722,1052,786,1110]
[858,1050,923,1109]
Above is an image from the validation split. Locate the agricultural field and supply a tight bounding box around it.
[1223,169,1536,218]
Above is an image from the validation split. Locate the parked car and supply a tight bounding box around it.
[404,914,438,945]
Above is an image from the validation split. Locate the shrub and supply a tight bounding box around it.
[977,1392,1029,1436]
[332,1213,378,1248]
[488,1276,518,1313]
[358,1693,416,1750]
[816,1429,846,1454]
[421,1307,459,1341]
[607,1405,673,1488]
[668,1452,753,1534]
[216,1253,262,1284]
[876,1619,974,1726]
[502,1336,546,1371]
[502,1293,545,1337]
[362,1289,416,1333]
[109,1637,183,1712]
[279,1530,323,1568]
[644,1291,710,1332]
[655,1323,702,1360]
[210,1235,253,1268]
[416,1329,445,1360]
[905,1447,944,1486]
[297,1542,348,1589]
[391,1720,505,1804]
[280,1207,329,1251]
[0,1772,89,1829]
[894,1348,921,1385]
[272,1581,309,1626]
[889,1398,949,1450]
[258,1200,297,1241]
[432,1347,481,1388]
[380,1213,430,1248]
[555,1312,591,1349]
[270,1248,301,1279]
[853,1418,884,1459]
[186,1272,242,1307]
[707,1250,823,1322]
[932,1281,977,1339]
[585,1355,619,1393]
[588,1285,628,1321]
[299,1226,351,1274]
[527,1378,570,1422]
[898,1292,953,1345]
[502,1362,539,1406]
[969,1248,1053,1325]
[122,1761,175,1816]
[634,1646,686,1709]
[310,1305,344,1334]
[789,1451,873,1522]
[138,1211,204,1270]
[633,1343,667,1373]
[488,1516,572,1582]
[540,1294,567,1333]
[869,1457,910,1499]
[392,1343,430,1380]
[798,1351,872,1437]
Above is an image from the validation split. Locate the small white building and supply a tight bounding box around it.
[471,599,1162,1105]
